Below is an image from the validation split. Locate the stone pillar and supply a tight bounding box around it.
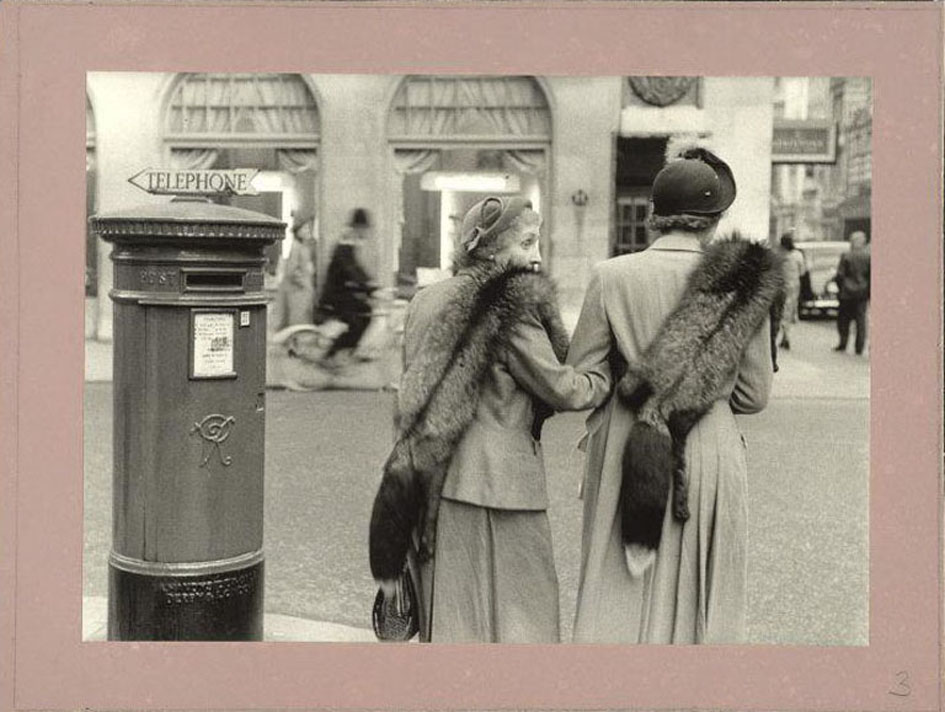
[308,74,397,288]
[87,72,168,342]
[703,77,775,240]
[545,77,623,326]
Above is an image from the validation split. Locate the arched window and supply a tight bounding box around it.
[162,73,322,289]
[166,73,319,143]
[388,75,551,144]
[387,76,553,287]
[163,73,319,172]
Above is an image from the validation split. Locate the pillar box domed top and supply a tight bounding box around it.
[90,197,285,306]
[90,197,286,246]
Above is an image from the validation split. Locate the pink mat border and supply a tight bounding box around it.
[1,2,942,710]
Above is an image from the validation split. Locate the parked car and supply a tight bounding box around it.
[795,241,848,318]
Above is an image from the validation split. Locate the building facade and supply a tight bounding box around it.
[769,76,872,244]
[86,73,776,340]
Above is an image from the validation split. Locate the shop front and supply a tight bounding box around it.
[614,76,775,255]
[386,76,553,294]
[87,72,321,340]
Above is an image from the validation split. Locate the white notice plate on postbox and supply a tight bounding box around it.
[191,311,236,379]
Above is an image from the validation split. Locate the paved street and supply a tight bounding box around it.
[84,318,868,644]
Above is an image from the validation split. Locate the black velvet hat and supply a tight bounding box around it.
[651,148,736,217]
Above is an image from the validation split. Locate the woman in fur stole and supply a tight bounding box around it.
[567,146,782,643]
[369,196,611,642]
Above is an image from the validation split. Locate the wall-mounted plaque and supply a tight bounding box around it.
[190,310,236,379]
[628,76,699,107]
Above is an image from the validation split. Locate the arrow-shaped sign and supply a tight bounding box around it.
[128,168,260,196]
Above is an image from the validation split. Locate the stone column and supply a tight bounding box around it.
[87,72,168,342]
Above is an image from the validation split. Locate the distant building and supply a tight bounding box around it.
[831,78,873,241]
[769,77,871,244]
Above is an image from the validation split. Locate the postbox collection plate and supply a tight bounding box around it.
[189,309,238,380]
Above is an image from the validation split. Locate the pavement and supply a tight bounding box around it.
[84,317,869,643]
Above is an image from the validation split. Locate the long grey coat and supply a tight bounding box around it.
[566,232,773,644]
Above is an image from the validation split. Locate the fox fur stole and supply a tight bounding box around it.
[369,264,570,583]
[616,236,784,576]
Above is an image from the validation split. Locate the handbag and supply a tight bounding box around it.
[371,567,419,642]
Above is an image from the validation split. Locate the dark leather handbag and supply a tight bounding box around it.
[371,568,419,642]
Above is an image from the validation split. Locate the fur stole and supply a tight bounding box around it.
[369,264,570,582]
[616,236,784,576]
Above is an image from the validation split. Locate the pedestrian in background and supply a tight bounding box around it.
[274,215,316,330]
[317,208,377,362]
[777,232,808,351]
[567,147,781,644]
[369,196,611,643]
[833,231,871,355]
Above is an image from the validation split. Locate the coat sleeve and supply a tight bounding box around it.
[506,300,611,412]
[566,265,613,376]
[730,316,774,414]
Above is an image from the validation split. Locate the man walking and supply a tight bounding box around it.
[833,231,871,355]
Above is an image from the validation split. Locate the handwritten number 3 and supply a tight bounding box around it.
[889,671,911,697]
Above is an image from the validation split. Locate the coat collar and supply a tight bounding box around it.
[648,232,705,253]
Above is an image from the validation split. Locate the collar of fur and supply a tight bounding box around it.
[369,263,569,582]
[616,235,784,573]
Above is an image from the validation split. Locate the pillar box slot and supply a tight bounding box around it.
[90,199,284,641]
[183,269,246,292]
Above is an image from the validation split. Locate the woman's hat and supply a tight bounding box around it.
[651,148,736,217]
[460,196,533,254]
[349,208,371,228]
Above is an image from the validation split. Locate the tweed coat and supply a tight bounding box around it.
[402,269,612,511]
[401,267,612,641]
[567,231,773,644]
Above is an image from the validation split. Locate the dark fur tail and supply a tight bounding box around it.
[369,451,422,581]
[620,420,673,556]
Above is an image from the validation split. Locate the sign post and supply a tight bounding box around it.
[90,172,283,641]
[128,168,260,196]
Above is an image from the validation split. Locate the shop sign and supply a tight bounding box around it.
[129,168,259,196]
[772,119,837,164]
[420,172,521,193]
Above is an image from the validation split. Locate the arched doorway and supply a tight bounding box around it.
[163,73,321,323]
[386,75,552,292]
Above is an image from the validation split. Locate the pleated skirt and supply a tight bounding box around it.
[415,498,560,643]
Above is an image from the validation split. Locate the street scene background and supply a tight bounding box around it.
[83,73,871,643]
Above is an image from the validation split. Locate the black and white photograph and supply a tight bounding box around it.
[83,72,871,646]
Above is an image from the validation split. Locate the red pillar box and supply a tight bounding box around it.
[91,196,284,640]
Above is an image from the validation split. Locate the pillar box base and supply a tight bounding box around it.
[107,556,264,641]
